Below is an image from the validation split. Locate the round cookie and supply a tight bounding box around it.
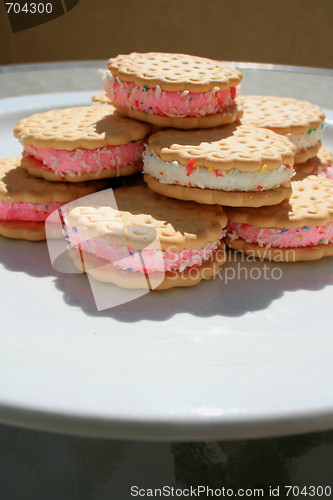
[294,145,333,180]
[225,176,333,261]
[14,106,152,182]
[143,124,296,207]
[0,156,107,241]
[92,91,112,106]
[66,184,227,290]
[101,52,243,129]
[238,95,325,163]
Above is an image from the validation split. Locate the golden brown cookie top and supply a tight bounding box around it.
[91,92,112,105]
[148,124,296,172]
[0,156,107,203]
[225,176,333,228]
[238,95,325,134]
[68,184,227,250]
[107,52,242,92]
[14,106,152,150]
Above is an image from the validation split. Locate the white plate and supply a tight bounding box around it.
[0,92,333,441]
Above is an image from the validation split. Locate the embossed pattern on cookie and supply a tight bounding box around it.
[238,95,326,163]
[14,106,152,182]
[225,176,333,261]
[67,184,227,289]
[101,52,243,129]
[143,124,296,207]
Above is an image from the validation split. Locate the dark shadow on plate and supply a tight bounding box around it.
[0,238,58,278]
[53,249,333,322]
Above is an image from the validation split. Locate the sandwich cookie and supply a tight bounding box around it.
[294,145,333,180]
[67,184,227,290]
[238,95,325,163]
[14,106,152,182]
[101,52,243,129]
[225,176,333,261]
[143,124,296,207]
[0,156,107,240]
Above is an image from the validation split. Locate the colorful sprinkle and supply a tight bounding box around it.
[227,221,333,249]
[186,158,196,176]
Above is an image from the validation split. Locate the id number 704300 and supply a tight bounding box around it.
[6,3,53,14]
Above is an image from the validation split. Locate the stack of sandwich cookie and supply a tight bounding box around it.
[225,176,333,261]
[14,106,152,182]
[143,124,296,207]
[294,145,333,180]
[101,52,243,129]
[238,95,325,163]
[0,157,107,241]
[67,185,227,290]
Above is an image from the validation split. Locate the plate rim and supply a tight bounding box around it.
[0,91,333,441]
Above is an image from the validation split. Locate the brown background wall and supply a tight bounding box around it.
[1,0,333,68]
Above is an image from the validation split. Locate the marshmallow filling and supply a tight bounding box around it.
[24,140,146,176]
[287,124,324,152]
[69,228,226,273]
[143,150,295,192]
[227,221,333,248]
[102,70,237,118]
[0,200,62,222]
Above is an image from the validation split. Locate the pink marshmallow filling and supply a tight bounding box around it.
[70,229,225,273]
[227,221,333,248]
[24,139,146,175]
[317,165,333,179]
[104,77,236,118]
[0,200,62,222]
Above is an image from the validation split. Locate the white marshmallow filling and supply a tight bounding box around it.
[143,150,295,192]
[287,125,324,152]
